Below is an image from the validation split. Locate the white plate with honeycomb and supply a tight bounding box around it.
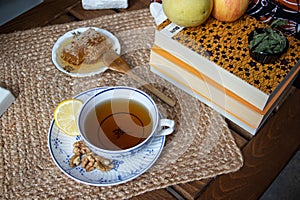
[52,27,121,77]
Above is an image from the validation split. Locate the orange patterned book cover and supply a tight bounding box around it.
[155,15,300,96]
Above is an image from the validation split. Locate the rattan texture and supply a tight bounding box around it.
[0,9,243,199]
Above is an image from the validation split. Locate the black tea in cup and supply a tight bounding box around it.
[84,98,153,150]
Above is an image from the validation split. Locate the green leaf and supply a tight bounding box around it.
[254,40,270,52]
[273,45,282,53]
[270,19,288,28]
[249,33,267,49]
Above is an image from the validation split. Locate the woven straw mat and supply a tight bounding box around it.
[0,9,243,199]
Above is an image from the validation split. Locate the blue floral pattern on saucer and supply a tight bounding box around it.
[48,87,165,186]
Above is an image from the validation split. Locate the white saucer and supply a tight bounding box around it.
[48,87,165,186]
[52,27,121,77]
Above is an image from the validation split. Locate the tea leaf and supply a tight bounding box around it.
[249,33,267,49]
[270,18,288,28]
[254,40,270,53]
[268,39,278,45]
[273,45,282,53]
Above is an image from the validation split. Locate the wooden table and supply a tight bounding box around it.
[1,0,299,199]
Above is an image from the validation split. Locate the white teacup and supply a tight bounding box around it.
[78,86,175,158]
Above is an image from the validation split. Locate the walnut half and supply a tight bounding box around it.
[69,141,114,173]
[69,154,81,168]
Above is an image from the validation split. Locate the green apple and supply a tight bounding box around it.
[162,0,213,27]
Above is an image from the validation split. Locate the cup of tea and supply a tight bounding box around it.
[78,86,175,158]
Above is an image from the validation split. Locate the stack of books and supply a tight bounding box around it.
[149,4,300,135]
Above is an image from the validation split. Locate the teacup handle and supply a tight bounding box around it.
[156,119,175,136]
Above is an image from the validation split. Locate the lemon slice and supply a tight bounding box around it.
[54,99,83,136]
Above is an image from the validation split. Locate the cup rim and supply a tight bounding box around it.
[78,86,160,155]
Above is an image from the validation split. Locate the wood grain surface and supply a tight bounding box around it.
[198,88,300,200]
[1,1,299,199]
[0,0,150,34]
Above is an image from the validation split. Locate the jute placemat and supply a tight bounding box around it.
[0,9,243,199]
